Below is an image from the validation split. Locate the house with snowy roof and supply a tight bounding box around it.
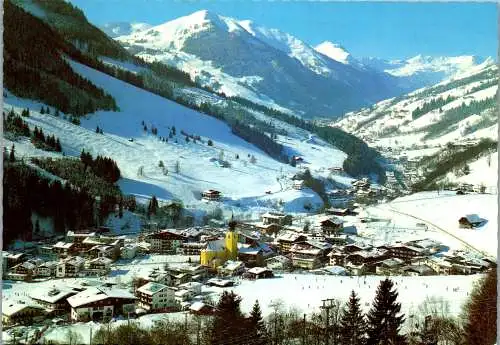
[6,261,37,281]
[30,286,78,315]
[189,301,214,315]
[53,241,74,257]
[244,267,274,280]
[67,286,137,321]
[136,282,178,312]
[238,241,275,267]
[2,301,46,326]
[217,260,245,276]
[56,256,85,278]
[265,255,292,271]
[37,261,58,277]
[289,241,332,270]
[83,257,113,276]
[147,230,187,254]
[276,231,307,254]
[317,216,344,235]
[458,214,486,229]
[375,258,406,275]
[261,212,292,226]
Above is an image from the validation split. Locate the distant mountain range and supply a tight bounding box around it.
[109,10,492,118]
[101,22,153,38]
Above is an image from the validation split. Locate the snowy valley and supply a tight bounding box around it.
[2,1,498,344]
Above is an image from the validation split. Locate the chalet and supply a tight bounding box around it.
[136,282,178,312]
[375,258,406,276]
[406,239,447,255]
[325,208,357,216]
[402,265,435,276]
[238,242,275,267]
[416,257,452,275]
[458,214,485,229]
[30,286,77,315]
[88,245,115,259]
[344,244,373,254]
[56,256,85,278]
[318,216,344,235]
[312,266,347,276]
[293,180,305,190]
[217,260,246,276]
[3,252,26,272]
[53,242,74,257]
[180,242,207,256]
[147,230,187,254]
[276,232,308,254]
[67,287,137,321]
[202,190,222,201]
[325,234,350,246]
[37,261,58,277]
[386,245,425,260]
[266,255,292,271]
[327,248,346,266]
[289,241,332,270]
[8,261,37,281]
[84,257,113,276]
[244,267,274,280]
[345,249,389,267]
[66,231,97,252]
[255,223,282,235]
[189,302,214,315]
[261,212,292,226]
[2,301,46,326]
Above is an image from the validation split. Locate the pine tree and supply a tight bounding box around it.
[175,160,180,173]
[35,219,41,233]
[56,139,62,152]
[210,291,250,345]
[366,278,406,345]
[185,136,190,143]
[249,300,267,344]
[40,106,45,114]
[208,139,213,146]
[340,290,366,345]
[172,126,176,135]
[9,144,15,162]
[96,126,100,133]
[55,109,60,117]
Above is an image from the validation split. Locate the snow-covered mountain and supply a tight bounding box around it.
[100,22,153,38]
[115,10,409,118]
[314,41,356,66]
[334,61,498,151]
[361,55,491,89]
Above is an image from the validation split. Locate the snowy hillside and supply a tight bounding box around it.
[3,60,350,219]
[115,10,410,118]
[334,62,498,151]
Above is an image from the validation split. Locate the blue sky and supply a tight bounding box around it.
[70,0,497,60]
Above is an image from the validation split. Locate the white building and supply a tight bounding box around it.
[120,244,138,259]
[136,282,177,312]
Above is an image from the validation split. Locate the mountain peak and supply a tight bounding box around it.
[314,41,352,65]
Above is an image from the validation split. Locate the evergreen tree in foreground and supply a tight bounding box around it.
[340,290,366,345]
[147,195,159,217]
[210,291,249,345]
[249,300,268,344]
[366,278,406,345]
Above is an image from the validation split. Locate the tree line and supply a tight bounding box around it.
[423,96,497,140]
[3,155,94,245]
[412,95,456,120]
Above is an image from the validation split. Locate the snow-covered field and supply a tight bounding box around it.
[376,192,497,257]
[3,272,483,344]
